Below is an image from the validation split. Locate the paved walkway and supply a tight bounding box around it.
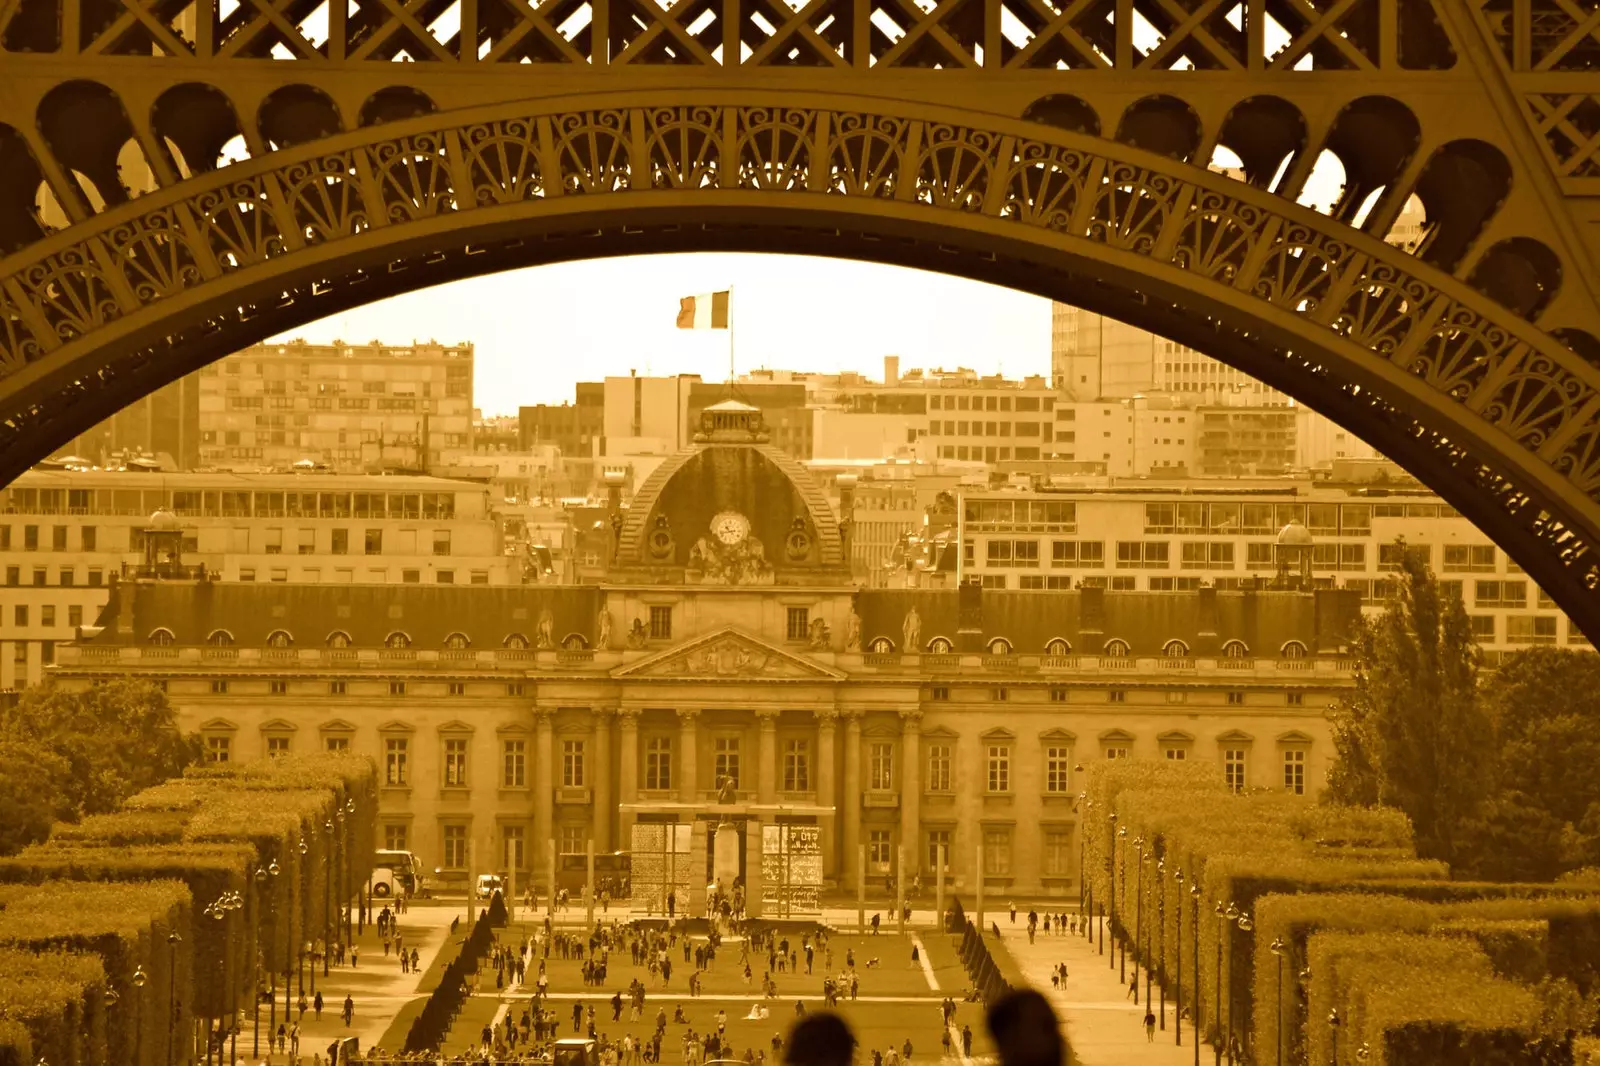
[995,916,1205,1066]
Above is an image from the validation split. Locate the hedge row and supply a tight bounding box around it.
[0,752,378,1066]
[0,881,191,1066]
[0,949,108,1066]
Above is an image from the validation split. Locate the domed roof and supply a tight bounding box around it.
[613,414,848,584]
[1276,519,1313,546]
[148,508,181,531]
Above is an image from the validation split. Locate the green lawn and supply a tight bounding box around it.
[433,928,996,1063]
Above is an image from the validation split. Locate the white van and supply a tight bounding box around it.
[369,866,400,898]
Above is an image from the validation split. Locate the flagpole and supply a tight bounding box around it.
[727,284,736,388]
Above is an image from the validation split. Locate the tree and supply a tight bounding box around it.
[1480,646,1600,826]
[0,741,68,855]
[1325,539,1492,865]
[0,679,197,821]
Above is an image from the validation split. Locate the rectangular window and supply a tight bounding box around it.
[1506,615,1558,645]
[269,679,287,696]
[390,680,406,696]
[1224,749,1247,793]
[442,825,467,868]
[503,825,526,872]
[433,531,451,556]
[364,528,383,554]
[786,606,810,641]
[447,681,465,696]
[714,736,740,789]
[1051,540,1105,568]
[443,738,469,787]
[1104,747,1129,760]
[1116,541,1169,569]
[51,526,66,551]
[982,827,1011,876]
[1045,747,1072,793]
[266,735,291,758]
[1475,580,1527,608]
[783,738,811,791]
[329,680,347,696]
[68,605,82,628]
[562,739,586,787]
[1284,750,1306,795]
[646,736,673,791]
[40,605,54,627]
[869,741,894,791]
[205,735,231,763]
[649,605,673,640]
[22,526,37,551]
[868,829,893,873]
[930,686,950,701]
[1227,691,1244,706]
[385,737,409,786]
[927,828,953,872]
[80,526,95,551]
[383,824,409,852]
[331,529,348,554]
[325,735,349,751]
[1164,746,1188,761]
[927,744,952,792]
[210,679,228,694]
[1287,692,1304,706]
[1443,545,1497,572]
[1108,690,1125,703]
[986,744,1011,792]
[506,681,526,697]
[1042,829,1074,877]
[559,825,586,856]
[503,739,526,787]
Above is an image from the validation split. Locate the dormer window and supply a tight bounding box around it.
[562,634,588,651]
[1163,639,1189,659]
[1223,640,1249,659]
[1281,640,1308,659]
[147,628,175,646]
[1104,639,1130,658]
[1045,638,1072,657]
[206,630,234,647]
[326,630,352,648]
[266,630,293,649]
[386,632,412,649]
[869,637,895,654]
[504,633,529,650]
[444,632,470,650]
[987,637,1012,655]
[927,637,952,654]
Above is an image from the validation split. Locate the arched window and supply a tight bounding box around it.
[266,630,293,648]
[1104,639,1130,658]
[1163,639,1190,658]
[444,632,470,650]
[1281,640,1309,659]
[987,637,1013,655]
[1222,640,1249,659]
[869,637,895,654]
[562,634,588,651]
[1046,638,1072,657]
[147,627,175,646]
[206,630,234,646]
[326,631,352,649]
[927,636,953,654]
[385,631,412,649]
[503,633,529,650]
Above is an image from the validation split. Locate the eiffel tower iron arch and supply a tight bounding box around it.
[3,0,1600,634]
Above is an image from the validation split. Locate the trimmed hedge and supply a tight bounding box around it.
[0,880,192,1066]
[0,1018,32,1066]
[0,949,108,1066]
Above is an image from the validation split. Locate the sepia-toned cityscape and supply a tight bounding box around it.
[6,7,1600,1064]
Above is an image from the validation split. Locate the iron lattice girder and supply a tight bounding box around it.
[0,89,1599,631]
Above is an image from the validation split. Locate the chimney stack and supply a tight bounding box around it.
[884,355,900,387]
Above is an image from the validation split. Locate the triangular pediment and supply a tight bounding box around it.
[612,627,846,681]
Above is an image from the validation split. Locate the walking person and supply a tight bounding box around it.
[1144,1008,1156,1042]
[342,994,354,1027]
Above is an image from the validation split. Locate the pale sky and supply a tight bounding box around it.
[274,254,1052,416]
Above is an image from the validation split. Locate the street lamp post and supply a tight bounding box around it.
[1077,790,1088,915]
[253,867,266,1058]
[1132,836,1144,1004]
[1108,814,1118,972]
[1156,858,1165,1030]
[1234,912,1253,1066]
[132,966,147,1066]
[1328,1009,1341,1066]
[324,819,335,979]
[1117,826,1128,982]
[1224,902,1240,1066]
[165,931,181,1066]
[104,983,119,1066]
[1270,938,1286,1066]
[1212,902,1224,1066]
[1173,870,1183,1047]
[1190,884,1200,1066]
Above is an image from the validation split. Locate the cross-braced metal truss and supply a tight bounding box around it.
[0,0,1599,634]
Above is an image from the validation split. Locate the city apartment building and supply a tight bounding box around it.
[520,383,605,459]
[954,482,1587,662]
[198,339,474,471]
[0,470,514,688]
[53,404,1355,898]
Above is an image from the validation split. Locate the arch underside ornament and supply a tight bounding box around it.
[2,77,1600,636]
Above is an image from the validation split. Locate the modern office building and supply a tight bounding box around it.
[0,469,516,688]
[519,383,605,459]
[53,403,1356,898]
[952,480,1587,663]
[195,339,475,472]
[67,374,202,470]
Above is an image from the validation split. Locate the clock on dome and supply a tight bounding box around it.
[711,511,751,545]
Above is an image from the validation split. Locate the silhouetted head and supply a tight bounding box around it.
[986,990,1064,1066]
[784,1012,857,1066]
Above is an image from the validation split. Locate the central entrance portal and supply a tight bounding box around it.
[624,802,833,920]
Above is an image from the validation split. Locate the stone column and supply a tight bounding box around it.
[899,708,922,879]
[816,710,838,879]
[593,709,613,853]
[618,710,639,844]
[677,709,699,804]
[756,709,779,804]
[533,709,554,882]
[842,712,862,890]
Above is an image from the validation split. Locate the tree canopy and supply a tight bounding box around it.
[0,680,197,852]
